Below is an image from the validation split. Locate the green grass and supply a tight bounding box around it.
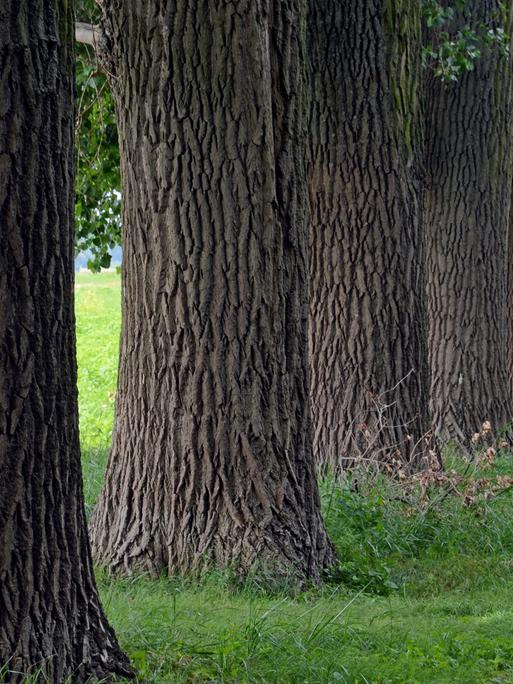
[76,271,121,514]
[75,271,513,684]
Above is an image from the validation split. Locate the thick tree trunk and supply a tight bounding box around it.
[308,0,432,473]
[508,184,513,399]
[424,0,513,445]
[0,1,132,682]
[91,0,335,581]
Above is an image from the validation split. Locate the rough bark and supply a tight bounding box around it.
[90,0,335,581]
[424,0,513,445]
[508,181,513,399]
[0,2,132,681]
[308,0,432,473]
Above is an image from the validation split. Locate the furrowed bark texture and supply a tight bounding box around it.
[0,2,132,681]
[308,0,432,472]
[91,0,335,580]
[508,182,513,399]
[424,0,513,444]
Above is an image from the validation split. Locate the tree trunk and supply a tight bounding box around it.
[508,182,513,400]
[91,0,335,581]
[424,0,513,445]
[308,0,432,473]
[0,1,132,682]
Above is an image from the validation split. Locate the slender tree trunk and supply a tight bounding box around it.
[91,0,335,581]
[0,1,132,681]
[424,0,513,444]
[308,0,432,472]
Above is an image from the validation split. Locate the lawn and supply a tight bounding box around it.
[76,271,121,515]
[76,271,513,684]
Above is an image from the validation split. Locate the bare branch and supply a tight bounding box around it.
[75,22,100,47]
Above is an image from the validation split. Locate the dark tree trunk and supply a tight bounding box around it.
[91,0,335,581]
[424,0,513,445]
[508,184,513,400]
[0,1,132,682]
[308,0,432,472]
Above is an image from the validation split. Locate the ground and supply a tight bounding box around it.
[75,271,513,684]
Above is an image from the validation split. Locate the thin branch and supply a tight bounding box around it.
[76,22,100,47]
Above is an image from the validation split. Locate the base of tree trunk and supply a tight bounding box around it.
[91,493,337,585]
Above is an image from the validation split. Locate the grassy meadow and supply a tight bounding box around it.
[75,271,513,684]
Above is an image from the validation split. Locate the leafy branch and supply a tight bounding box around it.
[75,0,121,272]
[421,0,511,82]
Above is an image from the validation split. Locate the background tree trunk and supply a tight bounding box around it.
[424,0,513,445]
[308,0,432,472]
[0,1,132,681]
[508,185,513,400]
[91,0,335,581]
